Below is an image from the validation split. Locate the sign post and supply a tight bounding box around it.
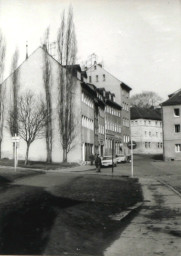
[112,139,115,177]
[12,134,20,171]
[127,140,137,178]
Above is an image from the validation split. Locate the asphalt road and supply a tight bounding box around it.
[100,154,181,193]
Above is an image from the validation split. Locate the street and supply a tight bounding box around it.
[0,155,180,255]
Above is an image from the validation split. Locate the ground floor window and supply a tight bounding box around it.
[158,142,163,148]
[145,142,151,148]
[85,143,93,161]
[175,144,181,152]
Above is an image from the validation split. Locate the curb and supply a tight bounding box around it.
[109,202,143,221]
[157,179,181,198]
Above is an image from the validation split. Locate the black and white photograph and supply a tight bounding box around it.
[0,0,181,255]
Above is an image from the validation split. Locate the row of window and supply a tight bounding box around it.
[105,106,121,117]
[82,116,94,130]
[144,131,162,137]
[89,74,106,83]
[105,121,121,133]
[98,124,105,135]
[145,142,163,148]
[82,93,94,108]
[123,118,129,127]
[105,140,122,154]
[122,102,129,111]
[123,135,130,143]
[132,120,162,127]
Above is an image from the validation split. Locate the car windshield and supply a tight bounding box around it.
[103,156,112,160]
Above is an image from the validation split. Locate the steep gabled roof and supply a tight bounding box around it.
[86,63,132,91]
[131,107,162,120]
[161,89,181,106]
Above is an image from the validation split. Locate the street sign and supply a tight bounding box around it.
[12,136,20,143]
[127,141,137,149]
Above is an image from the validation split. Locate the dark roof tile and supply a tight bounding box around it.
[161,89,181,106]
[131,107,162,120]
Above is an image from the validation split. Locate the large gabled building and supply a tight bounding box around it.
[161,89,181,161]
[86,62,132,155]
[1,47,124,163]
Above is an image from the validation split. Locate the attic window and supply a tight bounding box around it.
[174,108,180,117]
[96,75,98,82]
[94,66,97,70]
[103,74,105,81]
[89,76,92,83]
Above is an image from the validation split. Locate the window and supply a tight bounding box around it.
[175,124,180,133]
[103,74,105,81]
[158,143,160,148]
[89,76,91,83]
[174,108,180,117]
[96,75,98,82]
[94,65,96,70]
[175,144,181,152]
[156,132,158,137]
[145,131,147,136]
[149,131,151,136]
[145,142,147,148]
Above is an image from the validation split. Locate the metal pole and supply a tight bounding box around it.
[131,137,133,177]
[14,141,17,171]
[112,139,114,176]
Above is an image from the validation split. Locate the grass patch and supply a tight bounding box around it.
[0,158,79,170]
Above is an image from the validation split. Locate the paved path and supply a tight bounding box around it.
[104,178,181,256]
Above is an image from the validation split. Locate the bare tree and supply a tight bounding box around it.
[0,31,6,158]
[42,28,53,163]
[130,91,162,108]
[9,48,19,136]
[57,6,77,162]
[17,91,47,165]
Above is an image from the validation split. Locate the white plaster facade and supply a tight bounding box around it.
[2,47,82,163]
[131,119,163,154]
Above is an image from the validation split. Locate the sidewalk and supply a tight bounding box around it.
[104,178,181,256]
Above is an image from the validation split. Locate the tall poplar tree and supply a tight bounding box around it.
[57,6,77,162]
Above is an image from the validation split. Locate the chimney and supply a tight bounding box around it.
[26,41,28,59]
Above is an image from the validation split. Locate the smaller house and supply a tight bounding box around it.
[131,107,163,154]
[161,89,181,160]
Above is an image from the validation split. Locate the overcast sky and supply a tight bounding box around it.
[0,0,181,100]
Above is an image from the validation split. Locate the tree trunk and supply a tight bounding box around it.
[25,143,30,165]
[0,140,2,159]
[46,135,52,163]
[63,148,67,163]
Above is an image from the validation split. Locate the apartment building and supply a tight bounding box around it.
[161,89,181,160]
[86,62,132,155]
[131,107,163,154]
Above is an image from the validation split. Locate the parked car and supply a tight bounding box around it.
[116,154,127,163]
[101,156,117,167]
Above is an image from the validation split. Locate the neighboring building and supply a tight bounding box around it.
[86,62,132,155]
[161,89,181,161]
[1,47,123,163]
[131,107,163,154]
